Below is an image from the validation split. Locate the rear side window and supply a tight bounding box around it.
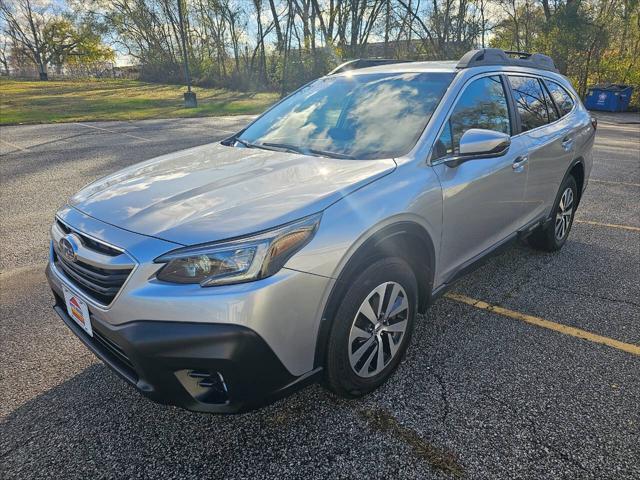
[541,85,560,122]
[432,75,511,160]
[508,75,553,132]
[544,80,575,117]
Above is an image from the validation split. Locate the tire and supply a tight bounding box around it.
[528,175,578,252]
[324,257,418,398]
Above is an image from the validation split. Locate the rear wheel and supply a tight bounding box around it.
[324,257,417,398]
[528,175,578,251]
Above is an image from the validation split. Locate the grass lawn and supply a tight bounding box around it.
[0,78,279,125]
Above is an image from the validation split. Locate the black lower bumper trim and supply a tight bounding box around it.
[48,268,320,413]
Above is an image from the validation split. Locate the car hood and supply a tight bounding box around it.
[70,142,396,245]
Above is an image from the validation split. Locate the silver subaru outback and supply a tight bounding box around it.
[46,49,595,413]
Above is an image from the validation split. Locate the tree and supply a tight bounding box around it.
[0,32,11,75]
[63,25,116,76]
[0,0,113,80]
[490,0,640,101]
[67,0,638,107]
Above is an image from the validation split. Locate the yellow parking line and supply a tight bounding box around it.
[590,179,640,187]
[444,292,640,356]
[574,220,640,232]
[0,139,29,152]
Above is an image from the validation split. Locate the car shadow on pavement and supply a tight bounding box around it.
[0,364,328,477]
[0,265,462,479]
[0,360,463,479]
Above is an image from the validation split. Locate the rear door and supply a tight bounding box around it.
[431,74,529,282]
[507,75,576,223]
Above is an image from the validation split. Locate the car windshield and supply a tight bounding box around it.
[236,72,454,160]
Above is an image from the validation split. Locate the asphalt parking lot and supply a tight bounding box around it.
[1,113,639,479]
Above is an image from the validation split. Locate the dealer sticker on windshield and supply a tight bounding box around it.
[63,286,93,337]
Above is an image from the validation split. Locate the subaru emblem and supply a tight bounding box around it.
[59,234,79,263]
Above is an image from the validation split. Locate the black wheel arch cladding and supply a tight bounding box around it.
[324,256,418,397]
[313,221,435,369]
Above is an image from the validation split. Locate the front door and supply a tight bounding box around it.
[431,74,529,284]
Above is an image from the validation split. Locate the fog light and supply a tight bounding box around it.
[189,370,228,391]
[175,369,229,404]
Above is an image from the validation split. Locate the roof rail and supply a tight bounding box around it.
[456,48,558,73]
[328,58,412,75]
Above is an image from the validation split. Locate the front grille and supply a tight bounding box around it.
[53,242,133,305]
[52,217,134,305]
[56,219,121,256]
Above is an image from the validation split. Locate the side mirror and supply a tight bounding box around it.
[445,129,511,167]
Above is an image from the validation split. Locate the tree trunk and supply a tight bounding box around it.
[268,0,284,49]
[350,0,359,56]
[541,0,552,21]
[38,63,48,80]
[23,0,48,80]
[384,0,390,57]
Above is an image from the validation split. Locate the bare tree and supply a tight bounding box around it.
[0,32,11,75]
[69,0,638,109]
[0,0,53,79]
[0,0,105,80]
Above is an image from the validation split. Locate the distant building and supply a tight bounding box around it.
[108,65,140,79]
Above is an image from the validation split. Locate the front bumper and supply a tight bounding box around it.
[47,265,321,413]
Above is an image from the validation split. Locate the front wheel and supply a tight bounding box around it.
[324,257,417,398]
[528,175,578,251]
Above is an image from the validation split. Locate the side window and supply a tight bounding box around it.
[508,75,551,132]
[541,81,560,122]
[432,75,510,160]
[544,80,575,117]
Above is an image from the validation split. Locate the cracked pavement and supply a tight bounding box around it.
[1,116,639,479]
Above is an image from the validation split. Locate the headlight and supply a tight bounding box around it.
[154,213,321,286]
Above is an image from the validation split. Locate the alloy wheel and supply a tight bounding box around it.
[555,187,574,241]
[348,282,409,378]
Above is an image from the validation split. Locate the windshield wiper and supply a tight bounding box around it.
[260,142,305,155]
[261,142,353,159]
[234,138,260,149]
[307,148,354,159]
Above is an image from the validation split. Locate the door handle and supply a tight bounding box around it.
[561,136,574,151]
[512,155,528,171]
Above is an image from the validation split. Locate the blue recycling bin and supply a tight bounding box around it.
[585,84,633,112]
